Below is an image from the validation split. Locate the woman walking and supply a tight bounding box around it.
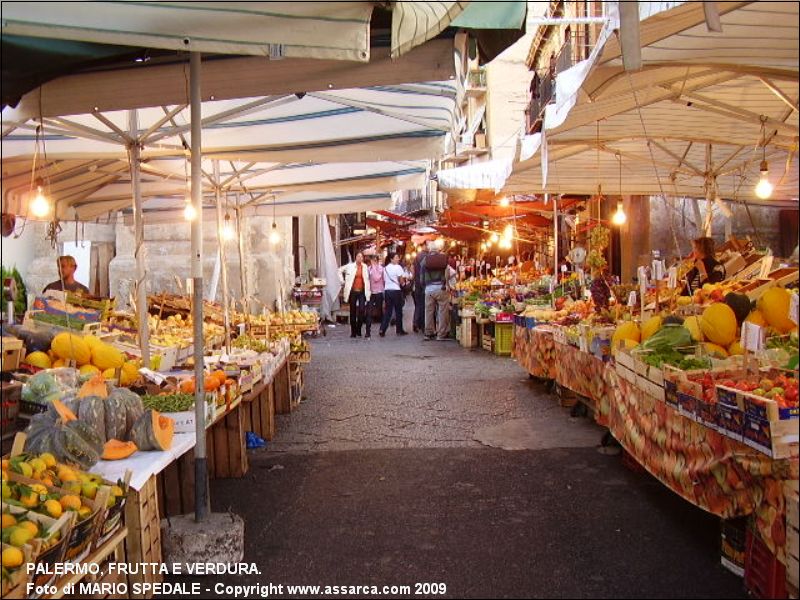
[366,255,385,338]
[338,252,371,337]
[380,253,410,337]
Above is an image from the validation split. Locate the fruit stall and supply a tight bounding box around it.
[0,290,320,598]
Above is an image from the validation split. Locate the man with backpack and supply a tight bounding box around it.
[420,241,451,341]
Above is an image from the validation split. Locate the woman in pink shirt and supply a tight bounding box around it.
[365,255,385,338]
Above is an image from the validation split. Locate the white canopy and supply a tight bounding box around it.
[503,1,799,206]
[1,1,469,62]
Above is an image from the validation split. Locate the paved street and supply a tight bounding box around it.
[172,311,746,598]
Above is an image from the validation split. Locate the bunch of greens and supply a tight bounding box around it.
[141,393,194,412]
[1,265,26,317]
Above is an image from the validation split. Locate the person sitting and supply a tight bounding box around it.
[683,236,726,295]
[43,255,90,294]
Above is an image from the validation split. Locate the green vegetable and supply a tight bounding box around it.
[141,393,195,413]
[641,324,693,353]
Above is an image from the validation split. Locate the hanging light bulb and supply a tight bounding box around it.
[269,221,281,245]
[755,160,773,199]
[220,212,235,241]
[499,196,510,207]
[490,232,499,244]
[183,199,197,221]
[449,240,456,248]
[499,239,512,250]
[30,184,51,218]
[480,242,487,251]
[612,201,627,226]
[503,224,513,240]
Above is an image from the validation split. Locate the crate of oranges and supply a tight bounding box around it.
[1,539,34,599]
[2,450,113,564]
[2,505,72,591]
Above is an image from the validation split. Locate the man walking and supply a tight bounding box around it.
[412,246,428,333]
[421,242,450,341]
[338,252,371,338]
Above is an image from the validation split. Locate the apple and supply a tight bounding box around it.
[759,378,775,392]
[753,388,766,397]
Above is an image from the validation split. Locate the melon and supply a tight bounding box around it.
[119,362,140,387]
[611,322,641,355]
[79,364,101,377]
[745,309,768,327]
[704,342,729,359]
[683,316,705,342]
[641,315,663,341]
[700,303,738,346]
[24,351,52,369]
[727,341,744,356]
[91,342,125,371]
[50,332,91,366]
[757,287,795,333]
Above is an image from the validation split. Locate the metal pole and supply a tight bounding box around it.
[213,160,232,354]
[190,52,209,523]
[550,194,559,277]
[128,110,150,367]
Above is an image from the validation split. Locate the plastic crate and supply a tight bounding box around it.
[745,528,787,599]
[494,323,513,356]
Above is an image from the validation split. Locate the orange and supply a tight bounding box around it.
[59,494,82,511]
[1,513,16,528]
[213,370,227,386]
[18,520,38,537]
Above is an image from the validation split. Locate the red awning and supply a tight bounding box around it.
[373,210,415,223]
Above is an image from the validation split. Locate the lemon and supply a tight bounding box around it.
[81,482,98,500]
[29,484,47,495]
[9,526,34,547]
[18,521,38,537]
[77,506,92,519]
[15,462,33,478]
[1,482,10,500]
[110,485,125,497]
[40,453,57,468]
[20,491,39,509]
[2,546,24,569]
[28,458,47,477]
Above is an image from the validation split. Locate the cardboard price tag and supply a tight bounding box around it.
[651,260,664,281]
[577,268,585,286]
[740,322,764,352]
[638,267,648,297]
[627,291,637,307]
[790,292,799,326]
[667,267,678,289]
[139,368,167,386]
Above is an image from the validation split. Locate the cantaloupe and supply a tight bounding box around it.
[704,342,729,359]
[611,322,641,355]
[757,287,795,333]
[745,310,768,328]
[641,316,663,341]
[24,351,52,369]
[683,316,704,342]
[51,333,91,366]
[90,342,125,371]
[700,303,738,346]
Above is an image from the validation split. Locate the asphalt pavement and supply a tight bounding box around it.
[166,308,746,599]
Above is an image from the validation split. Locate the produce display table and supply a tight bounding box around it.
[553,339,611,425]
[274,357,292,415]
[513,326,556,380]
[241,380,276,443]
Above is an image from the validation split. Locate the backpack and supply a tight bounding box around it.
[423,252,448,271]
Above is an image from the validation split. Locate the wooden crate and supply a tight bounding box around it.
[241,381,276,442]
[274,360,292,415]
[1,337,24,372]
[156,449,196,519]
[206,403,248,479]
[123,477,162,599]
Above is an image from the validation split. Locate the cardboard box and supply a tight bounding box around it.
[742,413,800,459]
[717,403,744,441]
[677,392,699,421]
[664,379,679,409]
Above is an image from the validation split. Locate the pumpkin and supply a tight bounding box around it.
[24,409,103,470]
[103,395,128,442]
[683,316,705,342]
[699,303,738,347]
[641,315,663,341]
[78,374,109,399]
[53,398,78,422]
[212,370,227,387]
[179,379,195,394]
[203,376,220,392]
[129,410,174,451]
[90,342,125,371]
[51,332,91,366]
[102,439,138,460]
[108,387,145,437]
[757,287,795,333]
[78,396,106,443]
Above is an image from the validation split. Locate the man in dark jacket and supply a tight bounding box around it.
[412,247,428,332]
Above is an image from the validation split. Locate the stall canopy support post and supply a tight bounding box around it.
[214,161,232,354]
[190,51,209,523]
[128,110,150,367]
[235,203,249,320]
[551,194,558,278]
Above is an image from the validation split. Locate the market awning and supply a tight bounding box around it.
[503,1,800,206]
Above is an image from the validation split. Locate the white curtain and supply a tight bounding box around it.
[317,215,342,321]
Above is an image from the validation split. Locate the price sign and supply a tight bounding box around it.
[627,291,637,307]
[577,268,585,286]
[667,267,678,289]
[139,368,167,386]
[651,260,664,281]
[740,321,764,352]
[638,266,648,297]
[549,279,555,294]
[790,292,799,325]
[561,264,568,273]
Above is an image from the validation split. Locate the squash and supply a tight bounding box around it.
[24,416,103,470]
[51,332,91,366]
[103,395,128,442]
[78,374,109,399]
[53,398,77,422]
[129,410,174,451]
[90,342,125,371]
[641,316,663,341]
[757,287,795,333]
[78,396,106,443]
[102,439,138,461]
[699,303,738,347]
[108,387,145,437]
